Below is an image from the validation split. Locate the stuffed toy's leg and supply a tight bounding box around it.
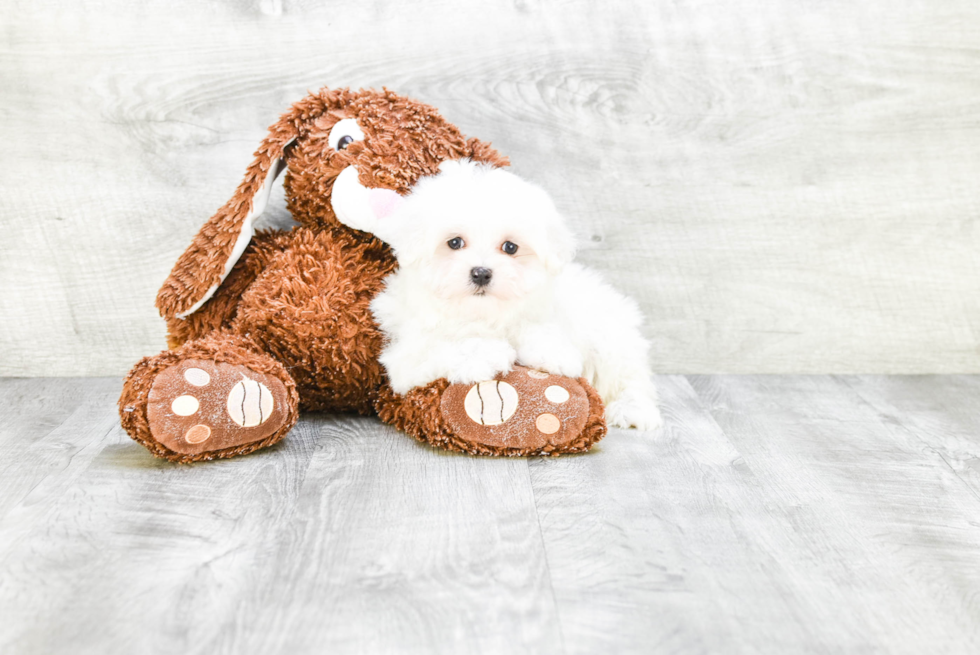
[375,366,607,456]
[162,230,294,350]
[119,331,299,463]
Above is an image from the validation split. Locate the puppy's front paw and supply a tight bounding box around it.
[606,397,663,431]
[445,339,518,385]
[517,335,583,378]
[519,353,584,379]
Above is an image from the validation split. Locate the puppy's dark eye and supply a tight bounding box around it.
[502,241,519,255]
[336,135,354,150]
[447,237,465,250]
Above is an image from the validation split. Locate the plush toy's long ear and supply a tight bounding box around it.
[155,117,302,319]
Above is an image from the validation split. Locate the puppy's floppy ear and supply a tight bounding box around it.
[376,195,428,268]
[531,192,577,274]
[155,96,328,319]
[540,215,577,274]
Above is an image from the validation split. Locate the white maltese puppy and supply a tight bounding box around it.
[370,160,662,430]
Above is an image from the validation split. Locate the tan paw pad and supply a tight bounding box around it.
[227,376,275,427]
[544,385,570,403]
[535,413,561,434]
[463,380,519,426]
[171,395,199,416]
[183,368,211,386]
[184,424,211,444]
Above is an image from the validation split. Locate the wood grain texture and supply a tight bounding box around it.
[2,1,980,375]
[219,420,560,654]
[2,375,980,654]
[687,374,980,653]
[840,375,980,501]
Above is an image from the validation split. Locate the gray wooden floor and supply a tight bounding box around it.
[1,375,979,654]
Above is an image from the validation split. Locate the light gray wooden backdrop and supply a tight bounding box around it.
[2,0,980,376]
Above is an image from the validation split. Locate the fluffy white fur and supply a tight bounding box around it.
[371,160,663,430]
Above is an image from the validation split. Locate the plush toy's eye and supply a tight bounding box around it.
[502,241,519,255]
[447,237,465,250]
[328,118,364,152]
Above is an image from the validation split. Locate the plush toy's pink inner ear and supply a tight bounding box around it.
[369,188,405,219]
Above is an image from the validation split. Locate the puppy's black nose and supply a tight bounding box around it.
[470,267,492,287]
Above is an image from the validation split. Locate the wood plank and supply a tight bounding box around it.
[687,374,980,653]
[0,382,327,654]
[840,375,980,502]
[4,1,980,375]
[0,377,96,448]
[219,420,560,655]
[0,377,120,520]
[528,374,980,653]
[530,375,820,653]
[3,375,980,653]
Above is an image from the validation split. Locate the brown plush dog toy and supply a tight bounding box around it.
[118,87,607,462]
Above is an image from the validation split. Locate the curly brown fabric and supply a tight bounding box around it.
[165,230,295,348]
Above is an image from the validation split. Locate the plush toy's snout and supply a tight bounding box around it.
[369,187,404,219]
[331,166,407,236]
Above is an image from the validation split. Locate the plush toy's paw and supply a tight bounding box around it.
[605,395,663,431]
[437,366,606,455]
[145,359,292,458]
